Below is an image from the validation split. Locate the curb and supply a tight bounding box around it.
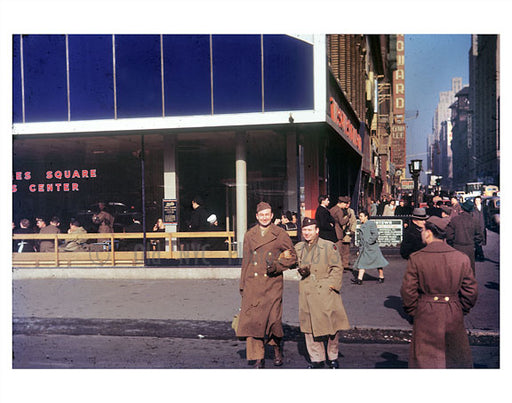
[13,317,499,347]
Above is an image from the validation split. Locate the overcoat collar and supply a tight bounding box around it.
[248,223,282,250]
[419,240,453,253]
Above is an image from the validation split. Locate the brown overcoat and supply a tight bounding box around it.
[295,238,350,337]
[38,224,60,252]
[237,223,297,339]
[400,241,478,368]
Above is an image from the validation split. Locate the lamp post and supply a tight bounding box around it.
[408,159,422,207]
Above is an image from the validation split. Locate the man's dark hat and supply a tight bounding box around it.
[427,216,449,231]
[192,196,203,205]
[302,217,317,227]
[411,207,429,220]
[256,201,272,212]
[461,200,474,212]
[440,205,452,215]
[338,196,351,203]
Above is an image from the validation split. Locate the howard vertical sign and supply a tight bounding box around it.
[391,34,406,175]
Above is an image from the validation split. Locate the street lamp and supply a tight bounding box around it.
[408,159,422,207]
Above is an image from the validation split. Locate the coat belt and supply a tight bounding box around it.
[419,294,458,303]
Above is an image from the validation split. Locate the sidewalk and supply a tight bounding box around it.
[13,231,500,340]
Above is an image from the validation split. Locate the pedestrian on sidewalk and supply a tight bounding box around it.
[330,196,356,270]
[315,195,337,243]
[400,208,429,260]
[351,210,389,285]
[295,217,350,369]
[400,216,478,368]
[446,199,484,274]
[237,201,297,368]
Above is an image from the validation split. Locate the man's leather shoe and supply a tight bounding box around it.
[377,277,385,284]
[273,346,283,366]
[254,359,265,369]
[327,359,339,369]
[351,278,363,285]
[307,361,325,369]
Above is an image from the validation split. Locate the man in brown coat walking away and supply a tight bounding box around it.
[295,217,350,368]
[446,199,484,274]
[401,216,478,368]
[237,202,297,368]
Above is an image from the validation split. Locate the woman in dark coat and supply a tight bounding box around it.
[351,210,389,284]
[401,216,478,368]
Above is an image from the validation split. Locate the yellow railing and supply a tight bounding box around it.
[12,231,237,267]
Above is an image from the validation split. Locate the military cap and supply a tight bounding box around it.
[256,201,272,212]
[302,217,317,227]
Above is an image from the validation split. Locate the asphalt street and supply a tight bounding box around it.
[11,230,500,369]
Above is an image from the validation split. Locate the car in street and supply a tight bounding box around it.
[482,196,500,232]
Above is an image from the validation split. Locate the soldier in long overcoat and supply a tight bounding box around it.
[401,216,478,368]
[330,196,356,269]
[295,218,350,368]
[352,210,389,284]
[237,202,297,368]
[446,200,484,273]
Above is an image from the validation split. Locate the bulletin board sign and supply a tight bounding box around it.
[162,199,178,224]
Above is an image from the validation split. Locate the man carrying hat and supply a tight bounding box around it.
[400,215,478,368]
[237,202,297,368]
[294,217,350,368]
[400,207,429,260]
[445,199,484,274]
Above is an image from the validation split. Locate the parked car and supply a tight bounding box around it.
[482,196,500,232]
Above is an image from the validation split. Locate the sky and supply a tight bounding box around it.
[405,34,471,184]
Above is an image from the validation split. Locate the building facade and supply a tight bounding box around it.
[469,34,500,185]
[427,77,463,190]
[12,34,400,264]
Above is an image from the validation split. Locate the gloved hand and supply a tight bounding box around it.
[297,265,311,279]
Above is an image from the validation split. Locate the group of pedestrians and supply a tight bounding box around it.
[236,194,482,369]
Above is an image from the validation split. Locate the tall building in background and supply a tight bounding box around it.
[450,35,500,189]
[427,77,463,190]
[469,34,500,185]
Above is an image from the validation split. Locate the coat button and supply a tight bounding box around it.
[444,296,450,301]
[254,272,258,277]
[253,262,257,265]
[264,273,267,277]
[433,296,439,301]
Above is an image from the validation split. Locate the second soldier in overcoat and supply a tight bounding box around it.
[295,217,350,368]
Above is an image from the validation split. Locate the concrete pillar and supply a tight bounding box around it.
[236,132,247,257]
[286,130,298,212]
[163,135,178,251]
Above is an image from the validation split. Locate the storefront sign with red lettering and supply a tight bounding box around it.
[12,169,97,193]
[329,97,362,151]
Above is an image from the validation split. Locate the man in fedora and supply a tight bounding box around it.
[237,202,297,368]
[446,199,484,274]
[400,207,429,260]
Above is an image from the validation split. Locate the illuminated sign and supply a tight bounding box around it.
[329,97,362,151]
[12,169,97,193]
[393,35,405,119]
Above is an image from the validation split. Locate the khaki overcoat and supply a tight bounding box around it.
[400,241,478,368]
[237,224,297,339]
[295,238,350,337]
